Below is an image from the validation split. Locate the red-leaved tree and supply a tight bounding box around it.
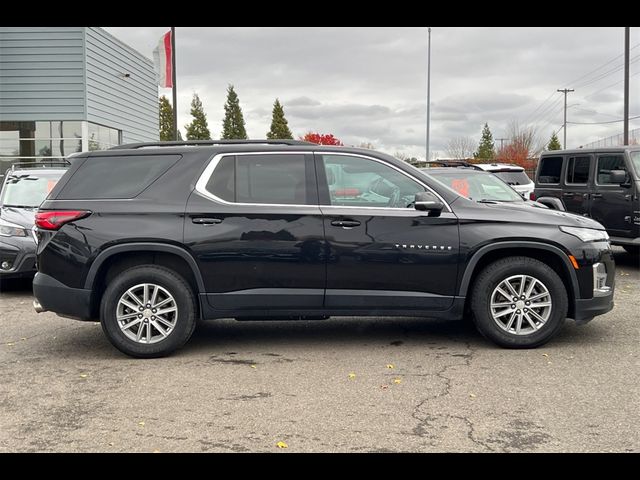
[301,132,344,146]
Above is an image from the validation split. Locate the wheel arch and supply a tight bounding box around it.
[85,243,205,319]
[459,242,579,318]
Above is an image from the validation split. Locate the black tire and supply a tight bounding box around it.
[470,256,568,349]
[100,265,197,358]
[623,245,639,255]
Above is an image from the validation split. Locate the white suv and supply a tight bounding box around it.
[475,163,535,199]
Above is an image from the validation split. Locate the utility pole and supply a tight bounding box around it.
[557,88,574,149]
[624,27,630,145]
[171,27,178,141]
[496,137,508,150]
[426,27,432,162]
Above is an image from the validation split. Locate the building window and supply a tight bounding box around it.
[88,123,121,151]
[0,121,121,174]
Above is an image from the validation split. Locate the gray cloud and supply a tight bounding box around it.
[105,27,640,158]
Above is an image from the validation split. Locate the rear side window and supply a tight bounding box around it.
[204,154,308,205]
[537,156,563,184]
[566,156,591,184]
[596,155,626,184]
[58,155,180,199]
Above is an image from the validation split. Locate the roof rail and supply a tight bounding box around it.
[10,160,71,171]
[424,160,483,170]
[109,139,315,150]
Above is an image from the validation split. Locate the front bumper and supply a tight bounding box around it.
[573,291,614,324]
[32,272,93,321]
[0,237,36,278]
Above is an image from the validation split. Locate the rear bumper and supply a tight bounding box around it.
[572,291,614,324]
[609,236,640,247]
[32,272,93,321]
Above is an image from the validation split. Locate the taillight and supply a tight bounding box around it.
[35,210,91,230]
[529,192,536,201]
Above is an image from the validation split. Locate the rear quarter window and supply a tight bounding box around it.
[537,156,563,184]
[57,154,181,200]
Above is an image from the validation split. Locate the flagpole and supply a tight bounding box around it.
[171,26,178,140]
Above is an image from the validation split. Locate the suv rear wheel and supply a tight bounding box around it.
[100,265,197,358]
[470,256,568,348]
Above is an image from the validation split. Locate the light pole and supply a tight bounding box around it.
[426,27,431,162]
[624,27,630,145]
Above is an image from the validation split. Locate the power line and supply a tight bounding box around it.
[568,114,640,125]
[574,54,640,89]
[564,42,640,86]
[584,70,640,99]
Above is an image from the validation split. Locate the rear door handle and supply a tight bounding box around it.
[192,217,222,225]
[331,219,361,228]
[562,192,574,197]
[591,193,603,199]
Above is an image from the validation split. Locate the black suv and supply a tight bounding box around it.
[33,140,615,357]
[534,147,640,254]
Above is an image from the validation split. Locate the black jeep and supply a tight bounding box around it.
[534,147,639,254]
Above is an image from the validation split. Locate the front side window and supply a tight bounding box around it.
[630,151,640,178]
[596,155,626,185]
[537,156,563,184]
[566,156,591,184]
[320,155,424,208]
[204,154,308,205]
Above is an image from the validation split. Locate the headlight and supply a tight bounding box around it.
[0,219,27,237]
[559,226,609,243]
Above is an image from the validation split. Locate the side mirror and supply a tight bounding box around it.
[609,169,628,185]
[414,191,444,216]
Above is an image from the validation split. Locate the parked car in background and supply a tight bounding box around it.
[474,163,535,200]
[0,162,69,280]
[33,140,614,357]
[533,147,639,255]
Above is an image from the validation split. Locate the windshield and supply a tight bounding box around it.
[428,171,524,202]
[1,171,65,208]
[631,151,640,178]
[492,170,531,186]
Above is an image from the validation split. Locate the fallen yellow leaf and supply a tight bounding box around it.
[6,343,15,347]
[469,393,476,398]
[138,421,145,427]
[393,378,402,384]
[250,365,257,369]
[386,364,395,369]
[276,441,288,449]
[79,374,88,378]
[542,353,549,357]
[348,373,356,379]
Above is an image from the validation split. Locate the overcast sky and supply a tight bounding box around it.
[105,27,640,159]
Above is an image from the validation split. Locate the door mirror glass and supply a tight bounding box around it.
[414,191,444,216]
[609,169,627,185]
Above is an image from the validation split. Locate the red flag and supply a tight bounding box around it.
[153,30,173,88]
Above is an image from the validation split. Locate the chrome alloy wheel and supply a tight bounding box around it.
[116,283,178,344]
[490,275,552,335]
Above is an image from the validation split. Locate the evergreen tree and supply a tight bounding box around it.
[184,93,211,140]
[221,85,248,139]
[474,123,495,162]
[547,131,561,150]
[266,99,293,139]
[159,95,183,141]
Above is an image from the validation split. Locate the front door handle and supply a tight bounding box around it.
[331,219,361,228]
[562,192,574,197]
[591,193,603,199]
[192,217,222,225]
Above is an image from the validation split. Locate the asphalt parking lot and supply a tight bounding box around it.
[0,247,638,453]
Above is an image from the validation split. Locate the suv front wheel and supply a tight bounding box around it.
[100,265,197,358]
[470,256,568,348]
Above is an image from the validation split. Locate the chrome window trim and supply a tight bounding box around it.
[195,151,452,212]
